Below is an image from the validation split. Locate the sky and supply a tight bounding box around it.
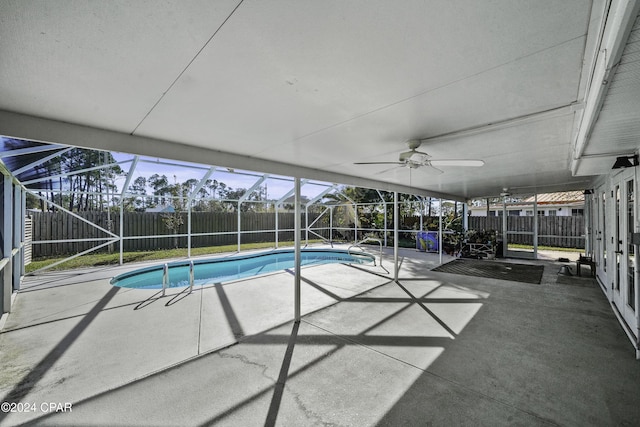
[110,151,335,201]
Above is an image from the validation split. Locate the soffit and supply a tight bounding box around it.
[576,10,640,176]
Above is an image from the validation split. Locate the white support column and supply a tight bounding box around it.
[584,191,592,256]
[237,202,242,252]
[12,183,22,291]
[2,175,13,313]
[294,177,301,322]
[394,191,399,281]
[20,186,26,276]
[119,201,124,265]
[187,204,192,258]
[439,198,443,265]
[275,203,279,249]
[462,202,469,232]
[502,197,508,258]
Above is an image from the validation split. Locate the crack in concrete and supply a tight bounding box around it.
[216,351,276,383]
[289,387,347,427]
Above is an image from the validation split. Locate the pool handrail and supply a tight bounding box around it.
[162,263,168,296]
[348,237,382,267]
[189,260,194,293]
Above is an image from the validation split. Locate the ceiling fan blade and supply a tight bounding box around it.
[354,161,404,165]
[430,159,484,167]
[375,165,405,175]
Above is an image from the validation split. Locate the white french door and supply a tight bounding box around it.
[612,170,637,329]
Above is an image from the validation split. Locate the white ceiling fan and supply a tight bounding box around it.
[354,139,484,175]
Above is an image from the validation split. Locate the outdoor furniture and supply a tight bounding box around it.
[576,255,596,277]
[461,242,495,259]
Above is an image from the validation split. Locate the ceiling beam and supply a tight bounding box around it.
[419,104,576,144]
[0,109,458,201]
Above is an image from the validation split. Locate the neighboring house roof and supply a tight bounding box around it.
[471,191,585,210]
[521,191,584,205]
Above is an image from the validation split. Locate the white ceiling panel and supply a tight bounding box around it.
[135,1,589,153]
[3,0,637,200]
[0,0,240,132]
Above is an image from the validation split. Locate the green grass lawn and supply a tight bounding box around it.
[26,241,315,273]
[508,243,583,252]
[26,240,582,273]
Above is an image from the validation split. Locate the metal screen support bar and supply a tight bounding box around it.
[393,192,398,281]
[27,191,118,237]
[294,177,301,322]
[21,159,133,186]
[11,147,73,176]
[26,239,118,275]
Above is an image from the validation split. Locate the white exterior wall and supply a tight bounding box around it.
[470,205,580,217]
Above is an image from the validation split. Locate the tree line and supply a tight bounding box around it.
[23,146,270,213]
[17,143,459,222]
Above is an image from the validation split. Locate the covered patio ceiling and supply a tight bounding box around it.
[1,1,639,200]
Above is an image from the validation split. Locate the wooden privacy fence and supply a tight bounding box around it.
[468,216,585,249]
[29,211,330,258]
[29,211,585,258]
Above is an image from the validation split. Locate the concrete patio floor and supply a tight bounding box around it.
[0,246,639,426]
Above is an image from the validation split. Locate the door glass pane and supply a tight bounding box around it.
[628,180,635,309]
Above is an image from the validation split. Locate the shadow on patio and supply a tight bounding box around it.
[1,251,639,426]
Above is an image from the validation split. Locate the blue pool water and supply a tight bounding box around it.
[110,248,375,289]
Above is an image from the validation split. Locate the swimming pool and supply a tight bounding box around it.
[110,248,375,290]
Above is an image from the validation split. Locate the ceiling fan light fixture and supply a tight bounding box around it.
[408,152,430,163]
